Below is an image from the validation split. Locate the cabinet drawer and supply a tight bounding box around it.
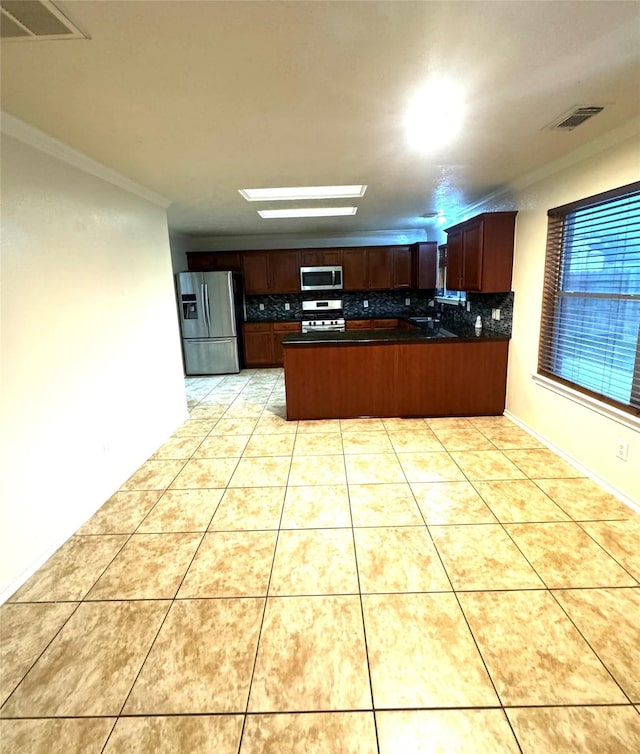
[244,322,271,333]
[346,320,372,330]
[273,322,301,333]
[372,318,398,329]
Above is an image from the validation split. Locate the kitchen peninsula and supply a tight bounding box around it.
[282,324,510,420]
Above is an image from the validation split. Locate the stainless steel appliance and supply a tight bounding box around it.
[300,265,343,291]
[301,299,345,332]
[176,271,241,375]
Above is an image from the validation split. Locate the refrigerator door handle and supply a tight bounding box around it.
[202,283,211,332]
[226,273,234,308]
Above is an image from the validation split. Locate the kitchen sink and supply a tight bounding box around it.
[408,317,456,338]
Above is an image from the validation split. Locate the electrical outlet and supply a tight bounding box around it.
[616,440,629,461]
[405,297,411,306]
[363,300,369,308]
[428,299,435,308]
[259,303,265,311]
[284,303,290,311]
[494,308,501,320]
[466,301,471,312]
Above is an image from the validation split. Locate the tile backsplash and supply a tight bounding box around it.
[244,289,514,336]
[438,292,514,335]
[244,290,437,322]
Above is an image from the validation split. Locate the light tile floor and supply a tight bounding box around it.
[1,368,639,753]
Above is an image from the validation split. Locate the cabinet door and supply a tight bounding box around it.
[241,252,271,294]
[343,249,368,291]
[272,323,299,365]
[446,230,463,291]
[186,253,216,271]
[392,247,413,289]
[212,252,241,272]
[461,222,483,291]
[367,247,393,290]
[270,250,300,293]
[300,249,343,266]
[413,242,437,289]
[243,326,273,366]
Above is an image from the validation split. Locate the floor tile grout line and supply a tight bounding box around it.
[414,489,514,724]
[544,586,638,706]
[407,442,541,754]
[572,518,640,586]
[2,699,639,722]
[236,419,295,754]
[6,375,639,736]
[39,583,640,605]
[446,459,637,710]
[342,425,381,754]
[97,376,256,742]
[494,505,639,592]
[107,382,254,730]
[0,599,86,716]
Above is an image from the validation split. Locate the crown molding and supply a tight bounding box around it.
[1,111,171,208]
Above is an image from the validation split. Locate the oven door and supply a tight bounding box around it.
[300,266,343,291]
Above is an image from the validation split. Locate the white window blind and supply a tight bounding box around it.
[538,182,640,415]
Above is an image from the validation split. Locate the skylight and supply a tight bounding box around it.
[239,185,367,201]
[258,207,358,219]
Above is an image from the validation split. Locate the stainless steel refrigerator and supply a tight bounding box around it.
[176,271,241,375]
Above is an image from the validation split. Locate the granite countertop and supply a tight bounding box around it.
[282,322,510,346]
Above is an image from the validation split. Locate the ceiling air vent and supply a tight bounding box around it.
[546,105,605,132]
[1,0,88,41]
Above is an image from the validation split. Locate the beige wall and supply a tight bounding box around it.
[169,229,190,274]
[0,135,188,598]
[504,130,640,504]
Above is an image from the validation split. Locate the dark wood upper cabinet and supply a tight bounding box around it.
[241,252,271,294]
[392,246,413,289]
[461,222,483,291]
[367,247,394,290]
[186,252,216,271]
[412,242,437,289]
[343,248,368,291]
[188,241,442,293]
[211,251,241,271]
[445,212,517,292]
[300,248,344,266]
[270,250,300,293]
[186,251,240,272]
[445,230,463,290]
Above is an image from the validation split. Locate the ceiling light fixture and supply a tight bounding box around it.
[406,77,465,151]
[239,185,367,201]
[258,207,358,219]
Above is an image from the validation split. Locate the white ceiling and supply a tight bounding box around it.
[2,0,639,238]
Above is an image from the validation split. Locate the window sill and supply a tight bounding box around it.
[531,373,640,431]
[435,296,464,306]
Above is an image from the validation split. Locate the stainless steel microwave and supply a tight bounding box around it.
[300,265,343,291]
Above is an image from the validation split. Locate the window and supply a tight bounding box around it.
[436,244,466,304]
[538,182,640,415]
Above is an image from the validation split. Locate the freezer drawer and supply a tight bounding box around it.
[183,337,239,375]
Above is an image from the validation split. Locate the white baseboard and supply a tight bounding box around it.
[1,537,69,605]
[504,410,640,515]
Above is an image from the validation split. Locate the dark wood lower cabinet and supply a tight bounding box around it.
[345,319,399,330]
[243,324,273,367]
[243,322,300,367]
[283,340,509,419]
[272,323,301,364]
